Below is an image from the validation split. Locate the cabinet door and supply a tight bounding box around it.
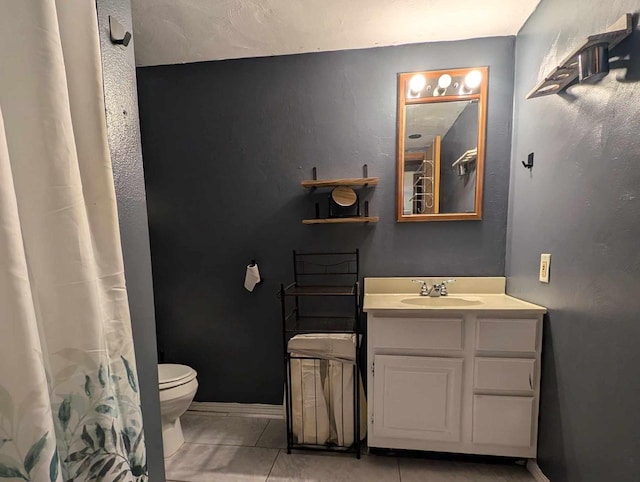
[373,355,463,442]
[472,395,533,447]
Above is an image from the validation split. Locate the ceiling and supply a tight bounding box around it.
[131,0,541,67]
[405,101,472,150]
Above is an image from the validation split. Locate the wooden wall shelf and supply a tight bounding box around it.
[301,177,379,189]
[302,166,378,224]
[302,216,379,225]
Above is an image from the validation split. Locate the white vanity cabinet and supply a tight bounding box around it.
[366,310,544,458]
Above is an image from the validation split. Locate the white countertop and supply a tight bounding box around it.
[363,277,546,313]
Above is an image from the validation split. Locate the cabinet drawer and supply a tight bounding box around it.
[472,395,533,447]
[474,358,535,391]
[476,318,537,352]
[372,317,463,350]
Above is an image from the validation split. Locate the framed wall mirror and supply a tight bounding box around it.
[397,67,488,222]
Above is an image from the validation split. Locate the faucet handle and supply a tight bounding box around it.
[439,279,455,296]
[411,279,430,296]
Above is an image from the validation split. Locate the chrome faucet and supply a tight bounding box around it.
[412,279,456,297]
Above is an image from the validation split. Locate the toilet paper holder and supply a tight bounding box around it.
[250,259,264,285]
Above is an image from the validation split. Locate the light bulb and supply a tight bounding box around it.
[464,70,482,89]
[438,74,452,89]
[409,74,427,94]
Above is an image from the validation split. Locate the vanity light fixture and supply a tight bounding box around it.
[458,70,483,94]
[434,74,452,96]
[464,70,482,90]
[438,74,452,89]
[409,74,427,94]
[527,13,632,99]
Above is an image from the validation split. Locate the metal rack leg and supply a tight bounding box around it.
[355,360,361,459]
[281,283,294,454]
[285,353,293,454]
[354,281,361,459]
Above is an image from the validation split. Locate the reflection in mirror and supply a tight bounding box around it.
[403,100,479,215]
[397,67,488,222]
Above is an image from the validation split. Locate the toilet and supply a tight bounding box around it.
[158,364,198,457]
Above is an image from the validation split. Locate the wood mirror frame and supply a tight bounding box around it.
[396,66,488,222]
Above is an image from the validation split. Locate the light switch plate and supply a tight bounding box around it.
[539,254,551,283]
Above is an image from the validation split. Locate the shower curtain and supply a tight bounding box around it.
[0,1,147,481]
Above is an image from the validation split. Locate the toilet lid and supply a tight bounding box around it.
[158,364,197,389]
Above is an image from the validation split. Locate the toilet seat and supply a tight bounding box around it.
[159,364,197,390]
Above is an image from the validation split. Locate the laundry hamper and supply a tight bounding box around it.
[288,334,367,447]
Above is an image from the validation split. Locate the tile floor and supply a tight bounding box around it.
[165,411,535,482]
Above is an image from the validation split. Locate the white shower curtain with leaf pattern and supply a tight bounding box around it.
[0,1,147,481]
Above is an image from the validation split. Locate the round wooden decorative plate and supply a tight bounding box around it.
[331,186,357,207]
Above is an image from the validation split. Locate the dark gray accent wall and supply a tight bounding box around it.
[96,1,165,479]
[440,102,479,213]
[507,2,640,481]
[136,37,515,404]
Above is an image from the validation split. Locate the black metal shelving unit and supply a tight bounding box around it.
[279,250,362,458]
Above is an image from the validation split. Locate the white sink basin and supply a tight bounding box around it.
[401,296,484,307]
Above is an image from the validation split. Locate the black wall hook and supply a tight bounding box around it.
[522,152,534,170]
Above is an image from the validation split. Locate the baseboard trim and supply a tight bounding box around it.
[189,401,284,419]
[527,460,550,482]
